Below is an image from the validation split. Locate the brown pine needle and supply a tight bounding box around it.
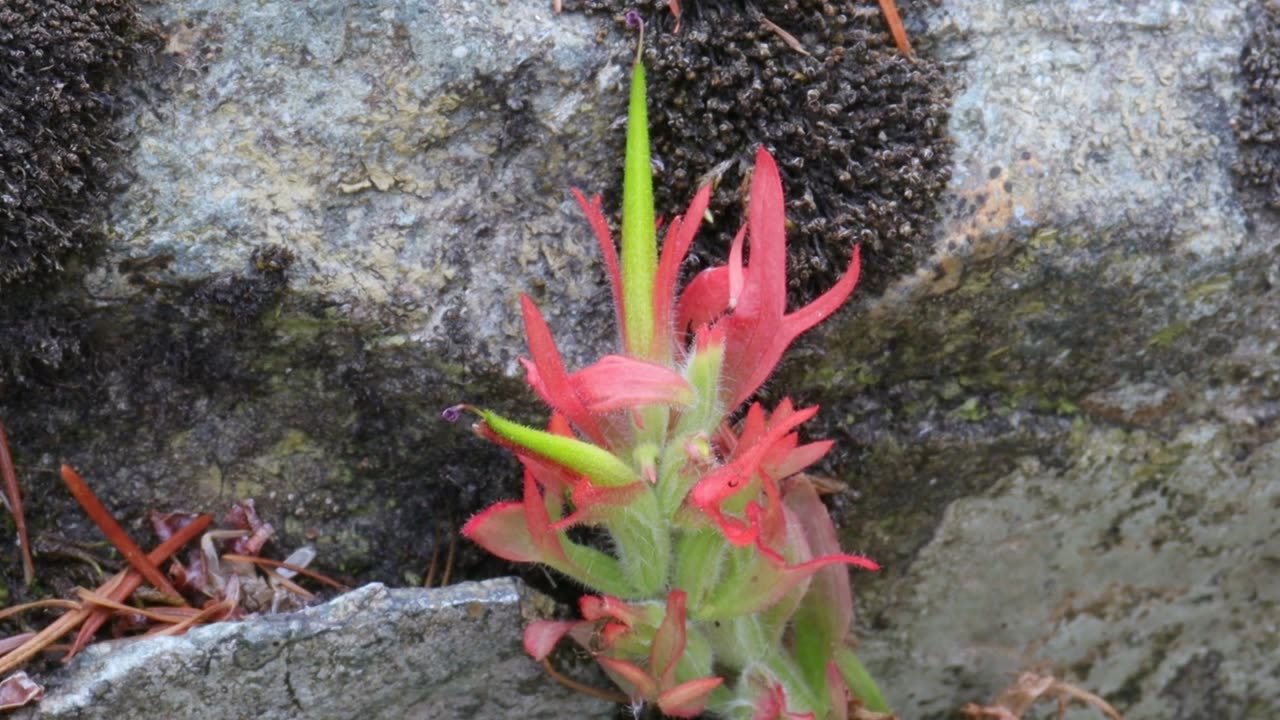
[68,513,213,660]
[221,554,349,592]
[147,600,235,638]
[540,657,629,704]
[73,588,199,625]
[876,0,914,56]
[423,541,441,588]
[0,513,212,676]
[761,17,810,57]
[0,599,80,624]
[423,522,456,588]
[0,421,35,587]
[0,611,85,677]
[441,528,457,587]
[256,564,315,601]
[60,465,183,601]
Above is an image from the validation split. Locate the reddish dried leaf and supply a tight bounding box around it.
[0,421,34,587]
[0,671,42,710]
[657,676,723,718]
[60,465,184,600]
[523,619,579,661]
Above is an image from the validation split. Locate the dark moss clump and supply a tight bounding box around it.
[0,0,153,285]
[1235,1,1280,209]
[567,0,952,301]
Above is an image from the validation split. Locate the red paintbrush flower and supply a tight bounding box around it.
[452,53,890,718]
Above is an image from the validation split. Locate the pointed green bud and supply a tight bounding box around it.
[477,409,636,487]
[622,59,656,359]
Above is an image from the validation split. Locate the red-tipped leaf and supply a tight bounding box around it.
[523,619,579,661]
[658,676,725,718]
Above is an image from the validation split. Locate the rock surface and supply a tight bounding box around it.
[15,580,612,720]
[2,0,1279,719]
[780,1,1280,718]
[0,0,629,588]
[96,0,620,367]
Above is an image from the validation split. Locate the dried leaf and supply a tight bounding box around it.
[0,671,42,710]
[961,673,1122,720]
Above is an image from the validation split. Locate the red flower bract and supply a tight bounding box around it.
[675,147,862,409]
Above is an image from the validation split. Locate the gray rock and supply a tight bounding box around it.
[99,0,621,368]
[17,580,613,720]
[782,1,1280,717]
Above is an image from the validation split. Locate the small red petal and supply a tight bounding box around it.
[568,355,694,412]
[523,620,579,661]
[572,189,625,342]
[676,266,730,337]
[727,224,746,310]
[781,244,861,344]
[520,296,604,443]
[650,590,689,687]
[654,184,712,356]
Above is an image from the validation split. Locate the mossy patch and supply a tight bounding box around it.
[769,222,1265,594]
[1235,1,1280,210]
[564,0,952,302]
[0,0,156,285]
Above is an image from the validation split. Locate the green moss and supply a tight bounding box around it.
[951,397,988,422]
[1184,275,1232,302]
[1028,227,1061,248]
[1148,323,1188,348]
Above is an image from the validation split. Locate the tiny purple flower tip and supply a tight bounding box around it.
[625,9,642,29]
[441,404,465,423]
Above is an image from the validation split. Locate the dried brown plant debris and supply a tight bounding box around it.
[960,672,1123,720]
[0,465,348,713]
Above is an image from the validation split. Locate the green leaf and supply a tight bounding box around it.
[835,647,892,714]
[559,539,638,597]
[672,530,726,610]
[622,60,656,359]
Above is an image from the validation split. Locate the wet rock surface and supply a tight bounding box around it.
[13,580,613,720]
